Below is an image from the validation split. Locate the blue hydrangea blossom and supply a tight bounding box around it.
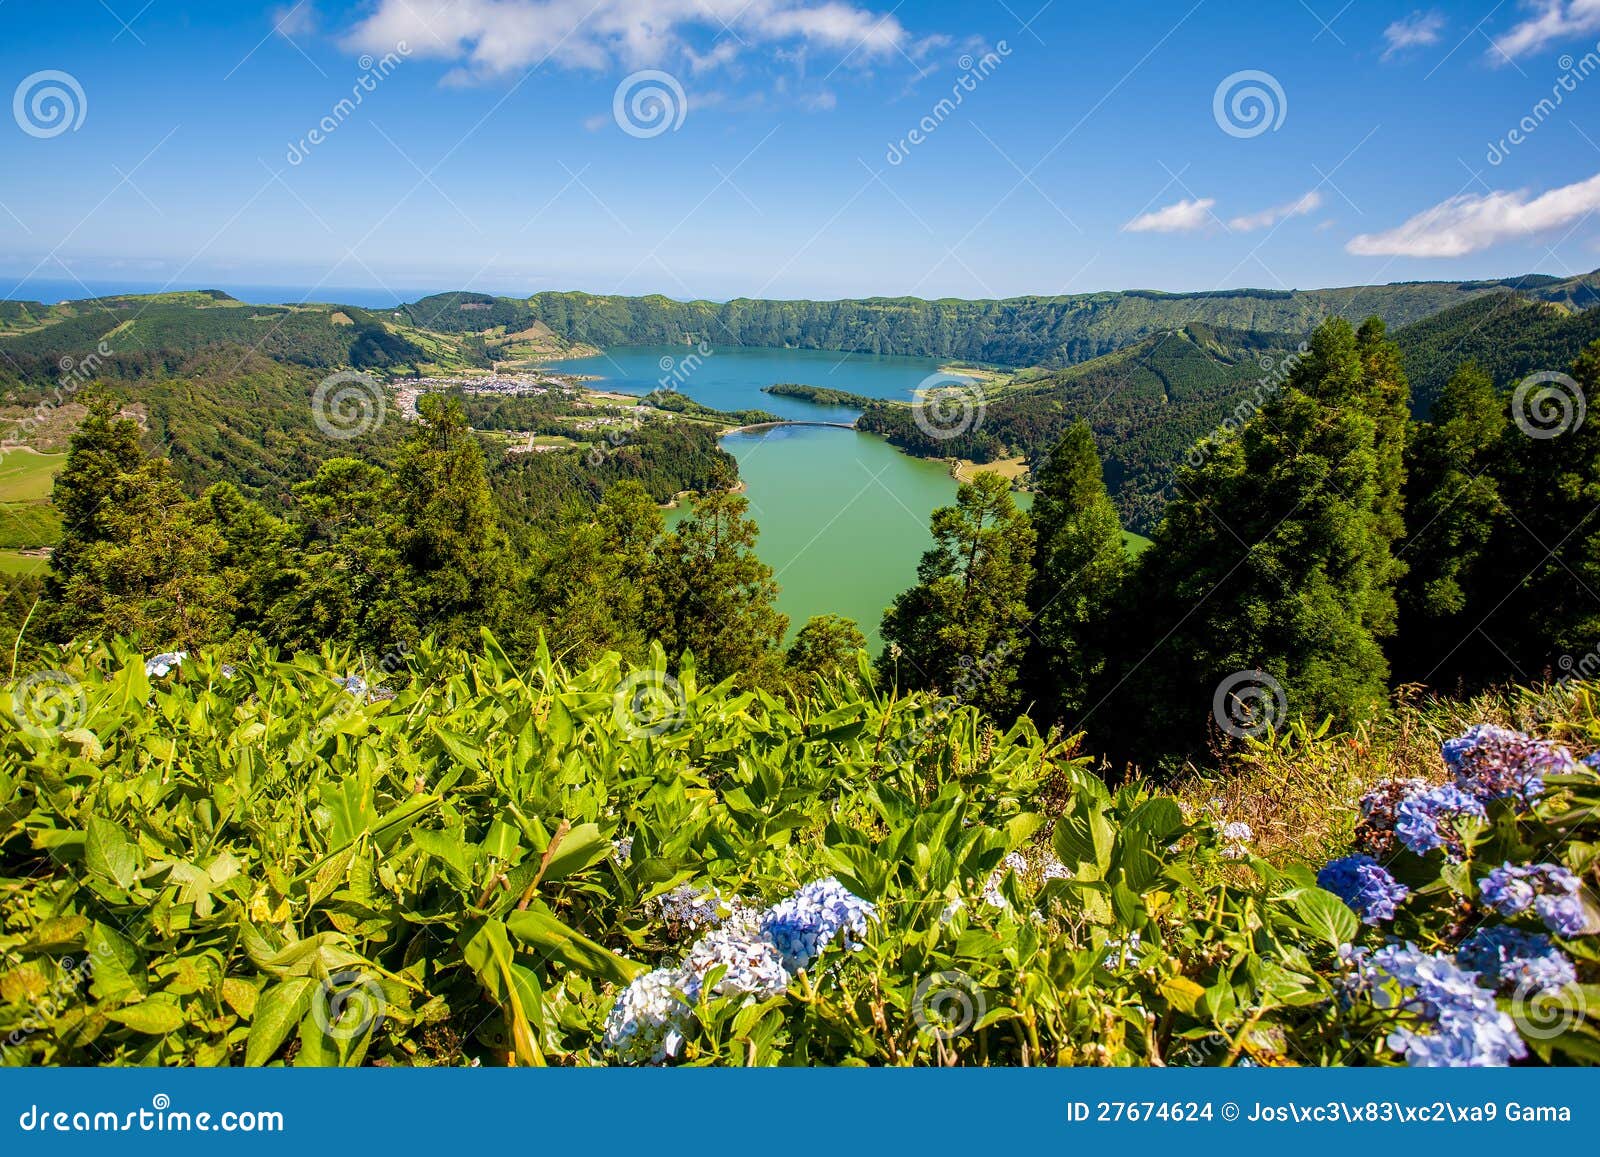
[1457,927,1576,993]
[1394,784,1486,857]
[1441,724,1571,803]
[1353,943,1527,1067]
[1318,854,1410,923]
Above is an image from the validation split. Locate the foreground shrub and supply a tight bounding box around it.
[0,639,1594,1065]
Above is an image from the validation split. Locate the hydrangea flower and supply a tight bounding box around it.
[1040,856,1071,882]
[1535,893,1589,938]
[681,919,791,1001]
[1318,854,1410,923]
[982,851,1027,908]
[1221,821,1254,841]
[1457,927,1576,993]
[602,968,690,1064]
[1356,943,1527,1067]
[758,876,876,972]
[1441,724,1570,803]
[607,877,877,1063]
[335,674,368,698]
[1584,751,1600,770]
[1479,862,1578,917]
[657,885,745,936]
[1355,778,1429,856]
[1394,785,1485,858]
[144,651,187,678]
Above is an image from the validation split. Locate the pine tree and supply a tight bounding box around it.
[45,394,146,604]
[787,614,867,684]
[879,471,1034,718]
[1024,423,1127,726]
[45,394,234,648]
[652,490,787,684]
[392,395,517,647]
[1393,363,1506,684]
[1111,317,1403,761]
[1469,343,1600,677]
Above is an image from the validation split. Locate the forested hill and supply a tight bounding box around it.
[404,272,1597,368]
[1393,290,1600,415]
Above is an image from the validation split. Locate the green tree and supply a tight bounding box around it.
[1111,317,1404,761]
[653,490,787,684]
[392,395,517,647]
[1467,343,1600,678]
[787,614,867,684]
[1024,424,1127,726]
[1393,363,1506,684]
[879,472,1034,718]
[44,394,146,603]
[44,394,235,648]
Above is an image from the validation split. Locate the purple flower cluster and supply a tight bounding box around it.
[1479,862,1586,936]
[1442,724,1570,803]
[1350,943,1527,1067]
[759,876,878,971]
[1318,855,1410,923]
[1457,927,1576,993]
[1394,785,1486,858]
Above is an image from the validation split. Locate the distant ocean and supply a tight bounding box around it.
[0,278,444,308]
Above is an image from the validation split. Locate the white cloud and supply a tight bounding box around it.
[343,0,909,81]
[1228,190,1323,232]
[1347,171,1600,256]
[1123,198,1215,234]
[1490,0,1600,61]
[1381,10,1445,59]
[273,0,318,38]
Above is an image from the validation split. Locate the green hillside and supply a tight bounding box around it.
[403,272,1595,368]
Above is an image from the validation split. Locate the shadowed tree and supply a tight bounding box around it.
[1024,422,1128,727]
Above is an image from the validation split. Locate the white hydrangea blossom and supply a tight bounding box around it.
[144,651,187,678]
[602,968,691,1064]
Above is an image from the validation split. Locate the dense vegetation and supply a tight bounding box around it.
[2,638,1595,1065]
[426,275,1591,368]
[4,281,1600,1066]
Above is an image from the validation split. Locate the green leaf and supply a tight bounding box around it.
[85,816,140,890]
[536,822,611,882]
[107,995,184,1035]
[1290,888,1361,947]
[505,907,645,986]
[245,978,317,1066]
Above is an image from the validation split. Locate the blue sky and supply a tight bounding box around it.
[5,0,1600,302]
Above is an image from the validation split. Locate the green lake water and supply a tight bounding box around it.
[549,346,1002,650]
